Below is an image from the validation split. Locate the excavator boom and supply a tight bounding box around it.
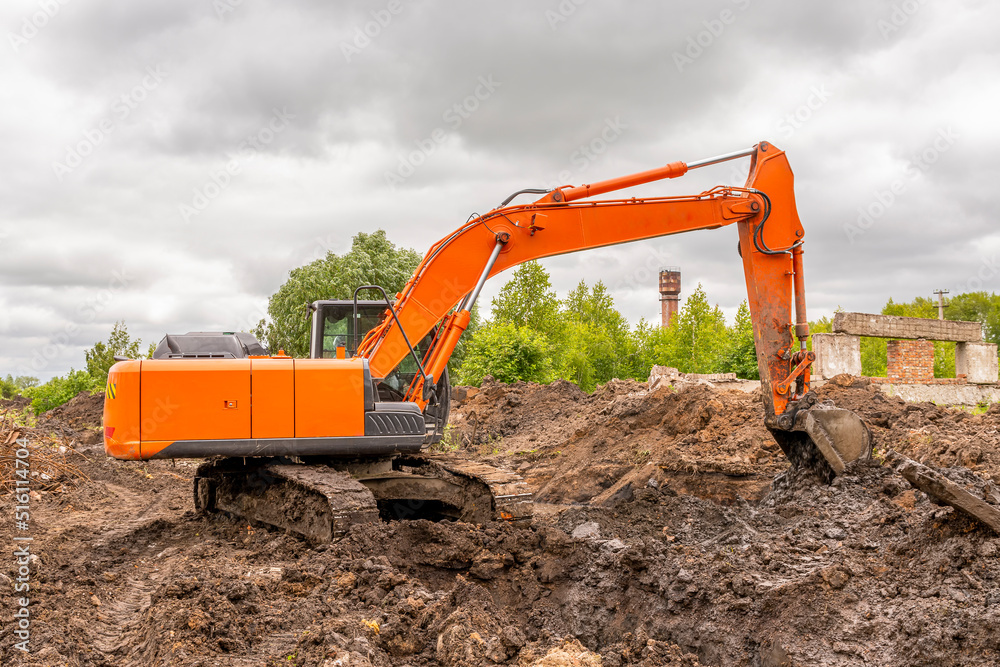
[361,143,803,419]
[356,140,869,473]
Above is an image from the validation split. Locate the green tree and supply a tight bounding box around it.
[719,301,759,379]
[655,283,728,373]
[491,261,562,337]
[883,296,936,319]
[259,230,422,357]
[946,292,1000,344]
[0,375,39,399]
[626,318,667,381]
[557,320,605,391]
[559,280,632,390]
[809,314,834,337]
[455,322,553,386]
[85,320,144,384]
[24,370,100,414]
[860,337,888,377]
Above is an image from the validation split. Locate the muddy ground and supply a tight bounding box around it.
[3,375,1000,666]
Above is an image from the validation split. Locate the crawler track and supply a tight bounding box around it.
[195,458,380,541]
[194,454,532,542]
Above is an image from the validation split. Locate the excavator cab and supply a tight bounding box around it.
[308,300,386,359]
[307,299,450,433]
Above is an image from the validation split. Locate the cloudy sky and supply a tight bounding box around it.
[3,0,998,380]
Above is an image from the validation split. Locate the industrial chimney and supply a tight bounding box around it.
[659,267,681,328]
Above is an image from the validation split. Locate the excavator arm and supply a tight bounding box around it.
[362,142,799,418]
[358,141,870,473]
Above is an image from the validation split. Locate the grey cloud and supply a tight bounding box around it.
[3,0,999,379]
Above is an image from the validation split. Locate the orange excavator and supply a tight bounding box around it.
[103,141,870,540]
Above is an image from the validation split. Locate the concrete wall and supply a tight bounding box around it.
[956,342,1000,384]
[813,333,861,379]
[871,382,1000,406]
[833,312,982,342]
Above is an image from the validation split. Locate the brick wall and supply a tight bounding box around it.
[887,339,934,383]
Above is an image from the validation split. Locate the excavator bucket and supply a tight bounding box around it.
[793,404,872,475]
[768,403,872,478]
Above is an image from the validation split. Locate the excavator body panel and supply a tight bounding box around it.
[250,357,295,439]
[103,360,142,460]
[104,355,422,461]
[140,358,251,443]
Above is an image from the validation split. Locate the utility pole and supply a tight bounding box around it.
[933,289,949,320]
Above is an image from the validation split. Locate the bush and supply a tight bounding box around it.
[717,301,759,380]
[456,322,554,386]
[0,374,39,399]
[24,369,101,414]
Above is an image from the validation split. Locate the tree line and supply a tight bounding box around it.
[456,260,758,391]
[9,230,1000,412]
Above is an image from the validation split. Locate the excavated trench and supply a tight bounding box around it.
[3,376,1000,665]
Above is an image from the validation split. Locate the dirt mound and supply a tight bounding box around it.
[0,413,90,495]
[6,374,1000,665]
[10,451,999,666]
[814,376,1000,482]
[1,395,30,412]
[450,379,781,504]
[43,390,105,430]
[456,372,1000,502]
[33,390,106,448]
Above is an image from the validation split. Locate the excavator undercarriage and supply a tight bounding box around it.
[194,453,533,542]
